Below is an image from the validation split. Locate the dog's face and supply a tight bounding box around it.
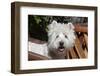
[53,32,71,52]
[48,20,76,54]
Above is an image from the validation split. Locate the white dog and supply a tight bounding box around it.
[29,20,76,59]
[47,20,76,59]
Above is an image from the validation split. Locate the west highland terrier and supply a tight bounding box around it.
[47,20,76,59]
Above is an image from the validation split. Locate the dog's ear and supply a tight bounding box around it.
[67,22,75,30]
[51,20,57,25]
[47,20,57,30]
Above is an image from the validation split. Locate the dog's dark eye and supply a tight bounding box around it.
[65,35,68,38]
[56,35,59,38]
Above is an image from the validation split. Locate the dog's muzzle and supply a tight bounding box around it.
[58,42,65,52]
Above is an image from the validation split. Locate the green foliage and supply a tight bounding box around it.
[28,15,50,41]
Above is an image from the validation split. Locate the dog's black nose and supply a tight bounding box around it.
[59,42,64,46]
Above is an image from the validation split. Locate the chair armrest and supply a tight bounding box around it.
[28,51,50,60]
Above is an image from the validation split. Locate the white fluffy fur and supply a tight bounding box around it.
[47,20,76,59]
